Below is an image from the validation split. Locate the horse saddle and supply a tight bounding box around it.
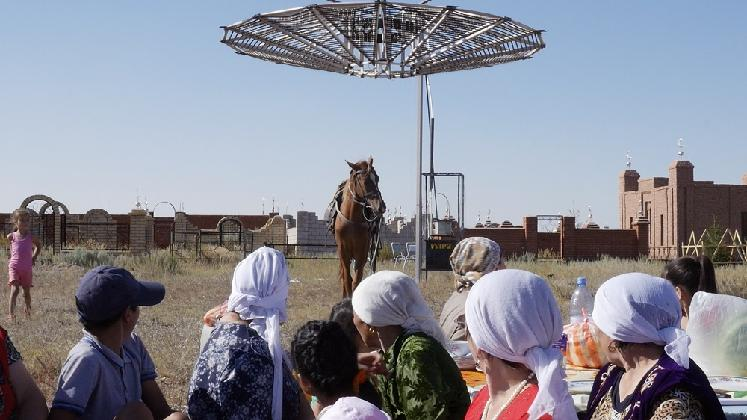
[326,180,347,232]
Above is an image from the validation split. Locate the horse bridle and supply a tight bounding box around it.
[348,169,383,223]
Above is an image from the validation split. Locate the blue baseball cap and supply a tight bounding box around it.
[75,265,165,323]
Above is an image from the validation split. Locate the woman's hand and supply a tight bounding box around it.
[358,350,387,375]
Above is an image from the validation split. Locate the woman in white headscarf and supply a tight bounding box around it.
[464,269,575,420]
[187,247,313,420]
[351,271,470,420]
[585,273,724,420]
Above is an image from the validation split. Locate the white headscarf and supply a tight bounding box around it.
[318,397,391,420]
[465,269,575,420]
[351,271,449,349]
[227,247,289,420]
[592,272,690,368]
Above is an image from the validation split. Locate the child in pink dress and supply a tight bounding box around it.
[7,209,40,320]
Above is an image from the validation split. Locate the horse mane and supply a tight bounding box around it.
[353,160,370,170]
[349,158,374,173]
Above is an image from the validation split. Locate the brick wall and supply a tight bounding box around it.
[465,216,646,261]
[462,227,528,258]
[153,217,172,249]
[572,228,639,260]
[537,232,560,254]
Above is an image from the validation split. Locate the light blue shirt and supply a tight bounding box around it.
[52,331,157,419]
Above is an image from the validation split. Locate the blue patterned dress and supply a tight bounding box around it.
[0,332,21,419]
[187,322,302,420]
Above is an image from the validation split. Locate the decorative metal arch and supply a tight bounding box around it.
[39,201,70,216]
[222,1,545,78]
[217,217,244,248]
[216,217,244,231]
[19,194,69,215]
[38,202,55,215]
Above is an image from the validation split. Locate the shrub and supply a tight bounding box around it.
[0,236,8,259]
[154,251,180,274]
[537,248,561,260]
[34,247,59,266]
[62,249,114,269]
[377,243,393,261]
[701,219,733,263]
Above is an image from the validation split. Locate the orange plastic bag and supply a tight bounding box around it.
[562,320,606,369]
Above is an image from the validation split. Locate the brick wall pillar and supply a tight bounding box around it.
[523,216,538,255]
[174,212,187,243]
[129,209,153,254]
[620,169,640,192]
[633,217,650,258]
[560,217,576,260]
[53,212,62,254]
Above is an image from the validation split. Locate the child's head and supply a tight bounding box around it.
[75,265,165,334]
[329,298,367,350]
[662,255,718,312]
[291,320,358,399]
[11,208,31,231]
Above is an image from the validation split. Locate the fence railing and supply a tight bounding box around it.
[681,229,747,264]
[649,246,679,260]
[262,243,337,259]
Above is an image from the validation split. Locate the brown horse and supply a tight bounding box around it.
[334,158,385,297]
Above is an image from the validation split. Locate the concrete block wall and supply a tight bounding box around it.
[129,209,153,254]
[291,211,336,256]
[173,212,199,247]
[282,211,419,258]
[80,209,117,249]
[246,216,288,253]
[379,217,416,248]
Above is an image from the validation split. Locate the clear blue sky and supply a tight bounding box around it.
[2,1,746,228]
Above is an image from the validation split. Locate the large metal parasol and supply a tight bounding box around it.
[221,1,545,281]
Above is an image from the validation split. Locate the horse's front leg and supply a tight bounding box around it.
[353,257,366,292]
[339,251,353,298]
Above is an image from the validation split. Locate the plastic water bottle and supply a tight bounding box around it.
[569,277,594,324]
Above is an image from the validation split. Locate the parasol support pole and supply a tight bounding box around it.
[415,75,424,283]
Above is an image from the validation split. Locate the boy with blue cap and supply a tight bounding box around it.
[49,266,187,420]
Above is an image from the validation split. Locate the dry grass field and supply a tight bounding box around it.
[0,250,745,411]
